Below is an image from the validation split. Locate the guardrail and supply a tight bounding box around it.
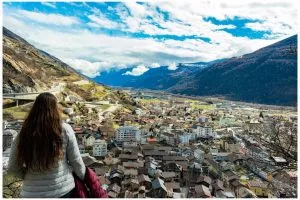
[3,92,42,96]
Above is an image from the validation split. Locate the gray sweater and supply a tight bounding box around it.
[7,123,86,198]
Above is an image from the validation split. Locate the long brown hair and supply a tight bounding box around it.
[17,92,63,171]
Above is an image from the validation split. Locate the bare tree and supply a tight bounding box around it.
[249,117,297,162]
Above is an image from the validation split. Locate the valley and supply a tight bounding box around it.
[2,27,297,199]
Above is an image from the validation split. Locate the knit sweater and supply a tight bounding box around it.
[7,123,86,198]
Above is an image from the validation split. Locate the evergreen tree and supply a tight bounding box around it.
[259,111,264,118]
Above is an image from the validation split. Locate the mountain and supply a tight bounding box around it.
[5,26,296,106]
[169,35,297,106]
[3,27,82,93]
[93,61,214,89]
[3,27,136,107]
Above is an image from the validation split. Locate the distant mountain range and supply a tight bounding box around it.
[169,35,297,106]
[5,26,296,106]
[95,35,297,106]
[93,60,220,90]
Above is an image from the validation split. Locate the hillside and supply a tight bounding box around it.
[169,35,297,106]
[95,35,297,106]
[3,27,136,107]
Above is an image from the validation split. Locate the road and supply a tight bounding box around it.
[227,127,246,150]
[3,82,66,101]
[100,104,121,115]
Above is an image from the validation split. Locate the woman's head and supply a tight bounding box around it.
[17,92,63,171]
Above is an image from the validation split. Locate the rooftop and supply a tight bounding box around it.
[272,156,287,163]
[248,180,268,188]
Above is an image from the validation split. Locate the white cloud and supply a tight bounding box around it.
[123,1,150,17]
[87,14,119,29]
[168,62,178,70]
[3,12,281,78]
[63,58,113,78]
[3,1,297,78]
[116,0,297,40]
[216,24,237,29]
[41,2,56,8]
[123,65,149,76]
[15,10,79,26]
[150,63,160,68]
[245,21,295,37]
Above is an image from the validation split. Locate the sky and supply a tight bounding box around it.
[2,0,298,78]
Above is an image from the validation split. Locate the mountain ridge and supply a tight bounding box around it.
[3,27,137,108]
[169,34,297,106]
[94,34,297,106]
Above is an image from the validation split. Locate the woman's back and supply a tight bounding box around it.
[8,123,86,198]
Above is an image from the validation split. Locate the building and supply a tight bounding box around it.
[196,116,209,123]
[116,126,141,146]
[178,133,193,145]
[81,154,104,171]
[196,176,212,188]
[211,152,229,162]
[152,178,168,198]
[193,126,214,138]
[274,170,297,184]
[147,137,158,144]
[63,108,74,115]
[78,144,85,154]
[123,141,138,148]
[221,137,241,153]
[135,108,143,116]
[193,185,212,198]
[5,121,23,131]
[83,134,95,147]
[161,172,177,182]
[236,185,257,198]
[162,132,177,146]
[194,149,205,162]
[93,140,107,157]
[248,180,269,198]
[212,179,225,196]
[3,129,17,151]
[147,161,159,177]
[216,190,235,198]
[271,156,288,166]
[137,174,152,190]
[210,146,219,153]
[3,121,7,129]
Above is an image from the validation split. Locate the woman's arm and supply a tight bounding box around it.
[65,123,86,180]
[7,134,25,179]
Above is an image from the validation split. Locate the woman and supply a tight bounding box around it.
[8,92,86,198]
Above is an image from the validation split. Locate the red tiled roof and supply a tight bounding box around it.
[147,137,158,142]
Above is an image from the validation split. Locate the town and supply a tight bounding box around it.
[3,90,297,198]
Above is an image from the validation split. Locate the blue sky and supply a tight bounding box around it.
[3,1,298,77]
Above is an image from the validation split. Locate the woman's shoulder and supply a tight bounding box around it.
[61,123,76,144]
[62,122,73,131]
[62,123,75,136]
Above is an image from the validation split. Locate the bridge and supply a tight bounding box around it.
[3,92,49,106]
[3,92,41,100]
[3,92,116,107]
[81,101,112,105]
